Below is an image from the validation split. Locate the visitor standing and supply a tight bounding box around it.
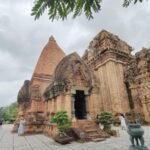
[0,117,3,125]
[18,117,26,136]
[119,114,127,130]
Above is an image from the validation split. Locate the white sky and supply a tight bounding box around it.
[0,0,150,106]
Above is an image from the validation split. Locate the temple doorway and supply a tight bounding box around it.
[74,90,86,119]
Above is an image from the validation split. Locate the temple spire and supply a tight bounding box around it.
[49,35,56,42]
[32,36,65,78]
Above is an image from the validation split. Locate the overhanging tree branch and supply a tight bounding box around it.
[31,0,145,21]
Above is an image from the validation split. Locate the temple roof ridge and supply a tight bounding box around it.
[99,29,110,34]
[88,29,133,53]
[97,29,121,40]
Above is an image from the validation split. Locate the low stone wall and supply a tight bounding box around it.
[43,123,58,137]
[25,124,44,134]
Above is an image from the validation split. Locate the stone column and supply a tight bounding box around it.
[85,96,89,119]
[71,95,76,121]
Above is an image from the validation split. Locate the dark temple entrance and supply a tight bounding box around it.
[74,90,86,119]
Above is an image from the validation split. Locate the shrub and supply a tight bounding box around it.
[51,111,71,137]
[96,111,113,131]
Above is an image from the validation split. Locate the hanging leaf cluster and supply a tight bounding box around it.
[31,0,144,21]
[123,0,143,7]
[31,0,102,20]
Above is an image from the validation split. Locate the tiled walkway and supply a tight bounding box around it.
[0,125,150,150]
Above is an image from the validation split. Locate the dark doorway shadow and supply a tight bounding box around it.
[74,90,86,119]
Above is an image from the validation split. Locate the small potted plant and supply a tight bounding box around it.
[96,112,116,136]
[51,110,73,144]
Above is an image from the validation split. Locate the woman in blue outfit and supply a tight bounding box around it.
[18,117,25,136]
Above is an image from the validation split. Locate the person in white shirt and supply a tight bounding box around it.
[119,113,127,130]
[18,117,26,136]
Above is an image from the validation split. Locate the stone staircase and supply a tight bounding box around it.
[72,120,109,141]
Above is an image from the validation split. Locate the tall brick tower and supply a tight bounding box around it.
[29,36,65,113]
[83,30,132,115]
[13,36,65,133]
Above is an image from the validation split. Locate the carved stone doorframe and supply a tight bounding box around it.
[71,87,90,120]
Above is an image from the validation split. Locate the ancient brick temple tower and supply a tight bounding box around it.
[13,36,65,133]
[29,36,65,114]
[13,30,150,135]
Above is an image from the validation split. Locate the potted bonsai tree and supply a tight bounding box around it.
[96,112,116,135]
[51,110,73,144]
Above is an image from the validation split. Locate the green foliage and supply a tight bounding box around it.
[51,110,71,136]
[123,0,143,7]
[0,102,18,124]
[96,111,113,131]
[31,0,144,21]
[31,0,102,20]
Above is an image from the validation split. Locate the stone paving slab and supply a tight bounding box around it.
[0,125,150,150]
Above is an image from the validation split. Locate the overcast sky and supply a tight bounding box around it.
[0,0,150,106]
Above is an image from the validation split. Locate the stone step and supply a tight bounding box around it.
[84,128,97,132]
[83,125,97,129]
[88,132,99,136]
[76,120,95,125]
[72,120,109,140]
[92,138,106,142]
[78,124,96,128]
[89,134,101,139]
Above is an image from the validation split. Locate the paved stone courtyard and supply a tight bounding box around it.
[0,125,150,150]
